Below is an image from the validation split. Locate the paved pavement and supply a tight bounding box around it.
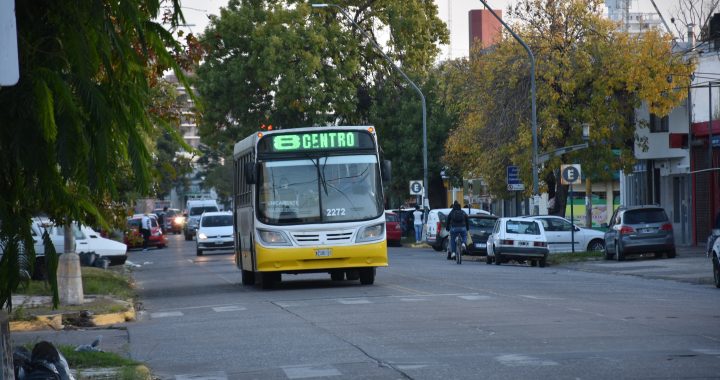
[8,244,717,378]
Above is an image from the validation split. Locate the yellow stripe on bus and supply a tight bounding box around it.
[254,240,388,272]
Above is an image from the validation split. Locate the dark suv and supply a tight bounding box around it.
[603,205,676,261]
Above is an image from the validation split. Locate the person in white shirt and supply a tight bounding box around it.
[141,213,152,251]
[413,206,424,244]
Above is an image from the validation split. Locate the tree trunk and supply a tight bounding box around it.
[0,310,14,379]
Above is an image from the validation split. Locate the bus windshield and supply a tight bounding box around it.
[257,155,383,224]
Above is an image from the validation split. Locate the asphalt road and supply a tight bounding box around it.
[108,234,720,380]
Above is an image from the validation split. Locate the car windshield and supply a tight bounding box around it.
[257,155,383,225]
[386,213,399,222]
[469,217,496,231]
[506,220,540,235]
[190,206,218,216]
[624,209,668,224]
[201,215,233,227]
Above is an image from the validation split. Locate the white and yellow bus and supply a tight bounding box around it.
[233,126,391,288]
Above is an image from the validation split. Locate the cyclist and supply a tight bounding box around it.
[445,201,469,260]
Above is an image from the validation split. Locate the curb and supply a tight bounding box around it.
[10,305,136,332]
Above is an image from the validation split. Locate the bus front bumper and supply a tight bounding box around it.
[255,240,388,272]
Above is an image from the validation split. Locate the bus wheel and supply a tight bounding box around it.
[241,270,255,286]
[359,268,375,285]
[261,272,280,289]
[330,271,345,281]
[346,270,360,281]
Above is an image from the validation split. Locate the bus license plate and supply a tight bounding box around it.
[316,249,332,257]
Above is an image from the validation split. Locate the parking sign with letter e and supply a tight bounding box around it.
[561,164,582,185]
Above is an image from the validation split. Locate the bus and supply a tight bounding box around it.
[233,126,391,288]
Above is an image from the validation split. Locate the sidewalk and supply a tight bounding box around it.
[560,245,715,285]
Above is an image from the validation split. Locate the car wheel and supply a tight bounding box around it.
[530,260,537,267]
[184,233,192,241]
[713,257,720,288]
[494,251,502,265]
[538,256,547,268]
[331,271,345,281]
[588,239,604,253]
[666,249,676,259]
[486,255,493,265]
[359,268,376,285]
[615,241,624,261]
[441,238,449,253]
[604,241,613,260]
[157,244,165,249]
[196,248,203,256]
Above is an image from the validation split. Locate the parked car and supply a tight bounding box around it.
[125,214,167,250]
[425,207,492,251]
[603,205,675,261]
[521,215,605,253]
[153,207,182,234]
[385,211,402,246]
[465,214,499,256]
[195,211,234,256]
[711,236,720,288]
[487,217,549,267]
[76,225,128,265]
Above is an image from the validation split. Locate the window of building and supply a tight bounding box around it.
[649,113,669,132]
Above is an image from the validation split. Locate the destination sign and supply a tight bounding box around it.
[271,132,359,152]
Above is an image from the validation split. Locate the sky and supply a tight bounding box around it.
[172,0,681,59]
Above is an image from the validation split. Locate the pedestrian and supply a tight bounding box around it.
[445,201,469,260]
[157,206,168,233]
[141,212,152,251]
[707,209,720,255]
[413,205,424,244]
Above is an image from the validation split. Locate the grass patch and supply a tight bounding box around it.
[547,251,604,265]
[18,266,135,300]
[58,345,139,368]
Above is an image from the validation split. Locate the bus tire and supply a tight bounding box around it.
[261,272,280,289]
[241,270,255,286]
[330,271,345,281]
[346,270,360,281]
[359,268,375,285]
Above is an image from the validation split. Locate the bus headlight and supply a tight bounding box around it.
[257,229,291,246]
[356,223,384,243]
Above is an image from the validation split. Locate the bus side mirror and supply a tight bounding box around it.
[382,160,391,181]
[244,162,257,185]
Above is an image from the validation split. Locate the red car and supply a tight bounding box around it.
[385,211,402,246]
[125,215,168,249]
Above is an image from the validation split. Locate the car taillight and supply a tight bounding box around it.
[660,223,673,231]
[534,241,547,247]
[436,222,441,233]
[501,239,514,245]
[619,225,635,234]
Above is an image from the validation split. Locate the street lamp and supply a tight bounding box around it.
[475,0,539,215]
[311,3,430,218]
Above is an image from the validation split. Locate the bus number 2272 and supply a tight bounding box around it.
[326,208,346,216]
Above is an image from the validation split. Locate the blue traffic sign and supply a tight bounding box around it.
[506,166,524,191]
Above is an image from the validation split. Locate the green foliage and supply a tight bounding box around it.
[443,0,694,205]
[0,0,190,310]
[195,0,449,154]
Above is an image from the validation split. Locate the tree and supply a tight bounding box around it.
[0,0,194,310]
[443,0,694,216]
[195,0,449,156]
[669,0,720,42]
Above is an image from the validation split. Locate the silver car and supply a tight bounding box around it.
[603,205,676,261]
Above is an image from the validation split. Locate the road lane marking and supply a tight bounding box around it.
[282,364,341,379]
[337,298,371,305]
[212,306,246,312]
[495,354,558,367]
[520,295,563,300]
[150,311,183,319]
[399,298,426,302]
[692,349,720,355]
[458,295,492,301]
[175,372,227,380]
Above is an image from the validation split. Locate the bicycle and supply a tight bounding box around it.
[447,232,466,265]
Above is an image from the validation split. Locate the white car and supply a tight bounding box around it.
[196,211,234,256]
[710,235,720,288]
[487,217,549,267]
[39,220,128,266]
[522,215,605,254]
[425,207,492,251]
